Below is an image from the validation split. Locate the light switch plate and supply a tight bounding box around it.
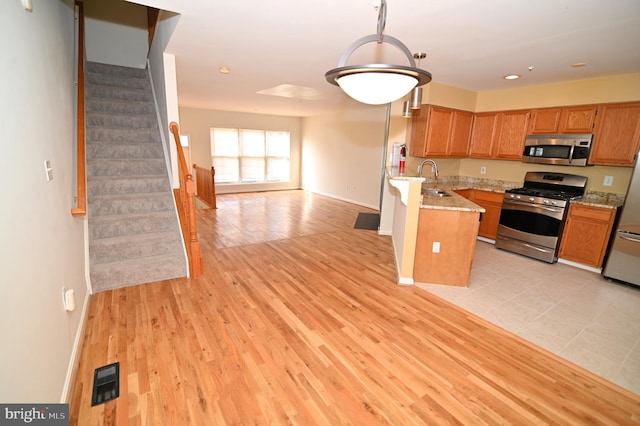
[603,176,614,186]
[44,160,53,181]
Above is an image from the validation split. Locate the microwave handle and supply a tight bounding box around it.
[568,142,575,164]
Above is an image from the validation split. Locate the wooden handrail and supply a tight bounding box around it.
[72,0,86,217]
[170,122,203,278]
[193,163,217,209]
[147,7,160,49]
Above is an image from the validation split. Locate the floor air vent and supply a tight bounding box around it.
[91,362,120,406]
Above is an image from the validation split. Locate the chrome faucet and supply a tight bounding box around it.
[418,159,439,178]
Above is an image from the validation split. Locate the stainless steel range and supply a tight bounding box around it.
[495,172,588,263]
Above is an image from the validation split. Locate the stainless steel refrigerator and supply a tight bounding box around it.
[603,152,640,287]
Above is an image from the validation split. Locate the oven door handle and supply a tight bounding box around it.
[522,242,552,253]
[568,142,575,164]
[618,230,640,243]
[503,199,564,213]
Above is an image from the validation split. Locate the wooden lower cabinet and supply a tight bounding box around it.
[558,204,617,268]
[454,189,503,240]
[473,190,504,240]
[414,209,480,286]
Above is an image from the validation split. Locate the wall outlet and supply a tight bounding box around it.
[603,176,614,186]
[432,241,440,253]
[480,166,487,175]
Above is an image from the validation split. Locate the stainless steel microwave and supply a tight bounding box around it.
[522,134,593,166]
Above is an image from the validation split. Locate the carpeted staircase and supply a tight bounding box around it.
[85,61,187,292]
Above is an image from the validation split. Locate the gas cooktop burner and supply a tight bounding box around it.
[506,187,583,201]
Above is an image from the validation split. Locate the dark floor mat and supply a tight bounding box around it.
[354,212,380,230]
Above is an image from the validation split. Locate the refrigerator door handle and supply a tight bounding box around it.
[618,230,640,243]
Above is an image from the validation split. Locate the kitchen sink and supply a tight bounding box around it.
[422,188,451,197]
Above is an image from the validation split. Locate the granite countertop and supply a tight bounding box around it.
[389,171,624,210]
[572,192,625,209]
[419,176,514,212]
[421,176,521,193]
[420,190,486,212]
[421,176,624,209]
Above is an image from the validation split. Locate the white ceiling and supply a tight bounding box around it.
[135,0,640,117]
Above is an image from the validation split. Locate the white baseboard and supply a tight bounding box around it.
[477,236,495,244]
[557,258,602,274]
[398,277,414,286]
[305,189,379,211]
[60,290,91,403]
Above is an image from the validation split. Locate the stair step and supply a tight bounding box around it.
[89,211,180,240]
[86,84,154,103]
[90,231,183,265]
[86,98,155,115]
[87,158,167,177]
[85,61,187,292]
[86,126,160,143]
[86,71,151,91]
[90,254,187,292]
[87,176,170,196]
[87,142,164,160]
[87,112,157,129]
[86,62,148,79]
[88,192,175,217]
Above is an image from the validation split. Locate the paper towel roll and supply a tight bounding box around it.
[64,289,76,312]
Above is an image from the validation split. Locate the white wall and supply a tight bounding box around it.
[302,106,388,209]
[84,0,148,68]
[179,108,303,194]
[147,11,181,186]
[0,0,88,402]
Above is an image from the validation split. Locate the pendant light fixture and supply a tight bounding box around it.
[402,101,412,118]
[325,0,432,105]
[409,53,426,109]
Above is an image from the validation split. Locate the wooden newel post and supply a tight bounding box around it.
[186,175,203,277]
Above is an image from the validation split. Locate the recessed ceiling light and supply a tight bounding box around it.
[571,63,587,68]
[218,66,231,74]
[503,74,521,80]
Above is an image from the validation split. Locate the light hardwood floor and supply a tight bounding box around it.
[70,190,640,425]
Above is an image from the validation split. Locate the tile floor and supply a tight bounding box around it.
[415,241,640,396]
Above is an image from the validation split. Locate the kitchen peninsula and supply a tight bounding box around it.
[387,169,492,287]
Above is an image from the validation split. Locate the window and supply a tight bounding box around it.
[211,128,290,184]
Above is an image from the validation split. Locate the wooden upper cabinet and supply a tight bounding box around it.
[468,112,501,158]
[530,108,562,133]
[590,102,640,166]
[559,105,598,133]
[409,106,429,157]
[449,110,473,156]
[530,106,597,134]
[494,110,530,159]
[409,105,471,158]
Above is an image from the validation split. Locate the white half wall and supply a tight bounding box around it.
[147,10,181,187]
[0,0,88,402]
